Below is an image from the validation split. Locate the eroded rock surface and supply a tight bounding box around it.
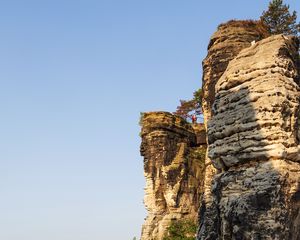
[140,112,206,240]
[198,35,300,240]
[202,20,269,125]
[209,35,300,169]
[200,21,269,239]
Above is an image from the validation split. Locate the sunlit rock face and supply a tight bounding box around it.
[200,20,270,240]
[209,35,300,169]
[202,20,269,126]
[140,112,206,240]
[198,35,300,240]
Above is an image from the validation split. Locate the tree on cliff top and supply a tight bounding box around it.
[261,0,300,36]
[173,88,202,122]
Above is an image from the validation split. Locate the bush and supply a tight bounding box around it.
[163,219,197,240]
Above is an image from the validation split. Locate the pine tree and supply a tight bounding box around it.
[261,0,300,35]
[173,89,202,122]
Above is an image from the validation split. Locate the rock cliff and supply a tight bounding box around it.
[200,21,270,240]
[198,34,300,239]
[202,20,269,125]
[140,112,206,240]
[139,19,300,240]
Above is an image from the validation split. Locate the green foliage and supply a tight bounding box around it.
[174,89,203,121]
[163,219,197,240]
[261,0,300,35]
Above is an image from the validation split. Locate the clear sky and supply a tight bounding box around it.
[0,1,299,240]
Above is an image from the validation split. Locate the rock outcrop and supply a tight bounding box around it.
[198,34,300,239]
[140,112,206,240]
[200,21,270,240]
[202,20,269,125]
[139,19,300,240]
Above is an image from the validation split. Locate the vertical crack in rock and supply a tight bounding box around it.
[140,112,206,240]
[198,34,300,240]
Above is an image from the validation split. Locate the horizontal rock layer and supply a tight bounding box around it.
[208,35,300,169]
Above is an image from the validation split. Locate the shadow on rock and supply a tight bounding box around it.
[198,35,300,240]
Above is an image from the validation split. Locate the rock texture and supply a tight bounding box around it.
[140,112,206,240]
[202,20,269,125]
[198,35,300,240]
[200,21,270,239]
[139,19,300,240]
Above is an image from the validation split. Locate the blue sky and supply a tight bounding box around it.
[0,1,299,239]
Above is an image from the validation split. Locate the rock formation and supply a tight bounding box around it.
[200,20,270,240]
[139,19,300,240]
[198,34,300,239]
[202,20,269,125]
[140,112,206,240]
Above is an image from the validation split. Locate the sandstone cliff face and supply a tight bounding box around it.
[198,35,300,240]
[202,20,269,125]
[140,112,206,240]
[200,21,270,238]
[139,19,300,240]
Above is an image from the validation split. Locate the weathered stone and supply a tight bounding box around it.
[200,20,269,240]
[193,123,207,145]
[199,160,300,240]
[139,19,300,240]
[202,20,269,126]
[208,35,300,169]
[140,112,205,240]
[198,35,300,240]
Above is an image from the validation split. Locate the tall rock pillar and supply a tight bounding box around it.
[140,112,206,240]
[199,20,269,239]
[198,33,300,239]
